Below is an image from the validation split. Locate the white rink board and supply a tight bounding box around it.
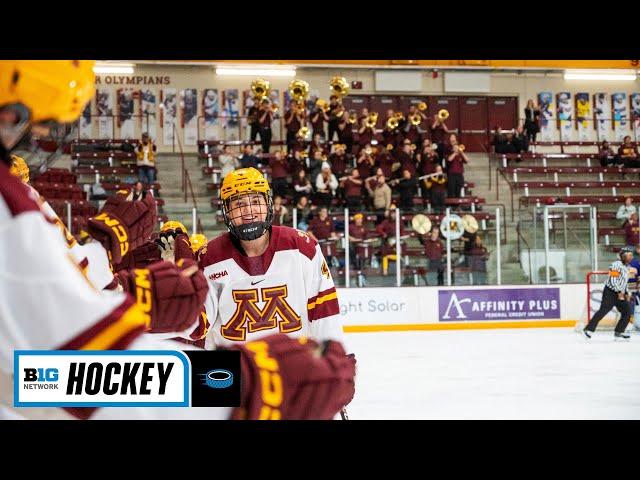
[336,284,586,326]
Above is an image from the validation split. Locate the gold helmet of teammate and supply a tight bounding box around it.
[9,154,29,183]
[0,61,95,159]
[189,233,208,253]
[220,167,273,241]
[160,220,187,235]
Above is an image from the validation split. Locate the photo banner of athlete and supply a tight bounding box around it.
[556,92,573,141]
[203,88,221,142]
[117,88,136,139]
[161,88,177,146]
[96,89,114,139]
[594,93,610,141]
[612,92,628,141]
[575,92,591,141]
[140,89,157,141]
[631,93,640,141]
[181,88,198,146]
[537,92,554,141]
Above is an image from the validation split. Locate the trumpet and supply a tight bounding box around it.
[329,76,350,98]
[410,112,422,126]
[458,144,465,152]
[418,102,427,111]
[438,109,449,121]
[386,117,399,130]
[348,111,358,124]
[270,103,279,114]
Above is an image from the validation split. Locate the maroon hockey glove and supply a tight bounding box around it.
[113,241,162,273]
[88,192,157,265]
[230,335,356,420]
[118,259,208,334]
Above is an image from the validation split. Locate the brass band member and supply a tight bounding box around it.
[327,95,343,142]
[337,110,355,154]
[284,102,306,153]
[258,98,274,153]
[310,102,329,139]
[403,104,427,147]
[423,165,447,214]
[382,108,401,149]
[247,100,260,143]
[430,112,450,160]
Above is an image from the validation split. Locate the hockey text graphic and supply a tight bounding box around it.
[222,285,302,341]
[14,351,240,408]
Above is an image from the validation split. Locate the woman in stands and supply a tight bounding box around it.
[523,99,541,144]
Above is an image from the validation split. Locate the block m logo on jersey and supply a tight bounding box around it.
[222,285,302,341]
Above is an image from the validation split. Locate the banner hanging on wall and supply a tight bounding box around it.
[593,93,611,142]
[630,93,640,141]
[79,102,92,139]
[117,88,136,139]
[556,92,573,141]
[202,88,220,141]
[223,89,240,142]
[96,89,114,140]
[140,89,157,141]
[612,92,628,141]
[181,88,198,146]
[161,88,177,146]
[537,92,554,141]
[575,93,591,141]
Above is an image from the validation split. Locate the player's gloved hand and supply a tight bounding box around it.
[229,335,356,420]
[88,192,157,265]
[118,259,208,334]
[155,228,193,263]
[113,241,162,272]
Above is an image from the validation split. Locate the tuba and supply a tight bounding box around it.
[251,78,270,101]
[289,79,309,107]
[438,109,449,122]
[329,76,350,98]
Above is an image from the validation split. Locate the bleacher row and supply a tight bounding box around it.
[493,144,640,250]
[33,139,166,236]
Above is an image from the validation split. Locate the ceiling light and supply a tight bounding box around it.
[93,63,135,74]
[215,67,296,77]
[564,70,636,81]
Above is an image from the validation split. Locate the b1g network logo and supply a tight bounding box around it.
[13,350,240,408]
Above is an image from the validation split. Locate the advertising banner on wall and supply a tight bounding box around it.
[181,88,198,146]
[140,89,157,141]
[203,88,220,141]
[96,89,113,139]
[79,102,92,139]
[594,93,611,141]
[161,88,177,146]
[223,89,240,142]
[117,88,136,139]
[537,92,554,141]
[556,92,573,141]
[575,93,591,141]
[612,92,628,141]
[630,93,640,141]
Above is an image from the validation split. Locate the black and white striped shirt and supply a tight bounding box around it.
[605,260,630,293]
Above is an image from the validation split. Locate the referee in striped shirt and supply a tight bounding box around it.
[584,246,635,340]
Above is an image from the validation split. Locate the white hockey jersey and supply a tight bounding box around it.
[199,226,344,349]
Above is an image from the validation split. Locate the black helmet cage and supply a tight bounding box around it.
[222,188,274,241]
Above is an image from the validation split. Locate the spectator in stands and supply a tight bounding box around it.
[272,195,289,226]
[307,207,338,242]
[376,144,395,178]
[310,104,328,139]
[284,102,303,153]
[293,169,313,204]
[294,195,313,230]
[376,206,407,276]
[430,113,450,160]
[247,99,260,143]
[424,226,444,286]
[389,169,418,211]
[239,144,259,169]
[382,109,401,149]
[337,112,354,154]
[128,181,147,201]
[288,149,304,177]
[136,132,157,185]
[616,197,637,225]
[269,150,289,198]
[513,125,529,153]
[328,143,348,178]
[625,213,640,247]
[598,140,618,167]
[315,162,339,208]
[491,126,506,153]
[469,235,489,285]
[308,132,325,157]
[348,213,369,270]
[524,99,541,143]
[403,105,425,147]
[219,145,240,180]
[446,144,468,198]
[340,169,364,210]
[425,165,447,214]
[327,95,343,142]
[306,149,323,183]
[366,171,392,223]
[619,135,640,167]
[356,145,375,180]
[258,99,274,154]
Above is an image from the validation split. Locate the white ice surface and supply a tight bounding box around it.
[345,328,640,419]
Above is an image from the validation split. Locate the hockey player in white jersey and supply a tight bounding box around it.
[0,60,355,420]
[197,167,346,350]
